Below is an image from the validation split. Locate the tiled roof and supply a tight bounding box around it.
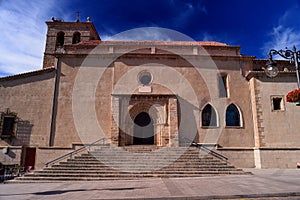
[0,67,55,81]
[77,40,227,46]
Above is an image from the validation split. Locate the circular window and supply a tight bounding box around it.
[138,70,152,85]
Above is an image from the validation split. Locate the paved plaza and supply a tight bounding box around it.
[1,169,300,200]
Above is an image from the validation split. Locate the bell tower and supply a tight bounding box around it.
[43,17,101,68]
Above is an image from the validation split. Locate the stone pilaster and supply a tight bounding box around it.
[169,97,179,147]
[156,124,163,146]
[111,96,120,146]
[249,78,262,168]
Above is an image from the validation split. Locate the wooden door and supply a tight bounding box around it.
[24,147,36,170]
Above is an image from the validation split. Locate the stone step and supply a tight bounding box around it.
[12,172,243,182]
[10,146,247,183]
[90,149,200,154]
[57,163,224,167]
[66,159,218,163]
[48,166,232,172]
[70,155,215,159]
[55,162,228,168]
[23,171,244,178]
[43,164,239,170]
[34,169,242,175]
[51,166,231,171]
[51,163,233,169]
[64,156,219,160]
[78,153,213,157]
[31,168,242,175]
[76,154,212,158]
[65,156,218,161]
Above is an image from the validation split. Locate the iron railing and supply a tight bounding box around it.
[45,137,107,167]
[179,135,228,162]
[191,142,228,162]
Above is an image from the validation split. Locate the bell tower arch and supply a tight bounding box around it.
[43,17,100,68]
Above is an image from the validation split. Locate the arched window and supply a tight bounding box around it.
[202,104,217,127]
[72,32,81,44]
[56,32,65,47]
[226,104,241,127]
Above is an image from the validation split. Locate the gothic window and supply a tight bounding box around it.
[219,73,229,98]
[72,32,81,44]
[56,31,65,47]
[225,104,241,127]
[202,104,217,127]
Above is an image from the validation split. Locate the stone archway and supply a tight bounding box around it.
[133,112,154,145]
[111,95,179,147]
[123,102,159,146]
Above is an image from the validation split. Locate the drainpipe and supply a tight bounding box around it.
[49,57,61,146]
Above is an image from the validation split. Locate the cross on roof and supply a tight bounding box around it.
[76,11,80,22]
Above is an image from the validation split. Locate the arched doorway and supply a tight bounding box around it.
[133,112,154,145]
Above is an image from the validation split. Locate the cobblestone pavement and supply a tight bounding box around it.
[1,169,300,200]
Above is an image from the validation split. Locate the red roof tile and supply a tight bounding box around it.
[0,67,55,81]
[77,40,227,46]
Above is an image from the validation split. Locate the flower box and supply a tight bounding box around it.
[286,89,300,105]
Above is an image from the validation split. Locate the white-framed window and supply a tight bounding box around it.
[225,103,242,127]
[201,104,218,128]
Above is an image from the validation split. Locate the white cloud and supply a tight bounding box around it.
[103,27,194,42]
[0,0,71,77]
[261,7,300,59]
[262,25,300,58]
[202,32,217,41]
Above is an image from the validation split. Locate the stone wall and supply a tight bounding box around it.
[36,146,87,170]
[198,59,254,148]
[51,47,256,149]
[255,76,300,148]
[0,147,22,165]
[0,70,55,148]
[51,59,82,147]
[216,148,255,168]
[260,149,300,168]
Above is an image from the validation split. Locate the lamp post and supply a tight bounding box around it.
[265,45,300,89]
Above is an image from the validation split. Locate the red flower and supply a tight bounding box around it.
[286,89,300,102]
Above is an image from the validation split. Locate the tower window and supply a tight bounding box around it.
[219,74,229,98]
[72,32,81,44]
[56,31,65,47]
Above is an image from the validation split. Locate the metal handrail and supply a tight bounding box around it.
[178,135,228,161]
[191,142,228,161]
[45,137,107,167]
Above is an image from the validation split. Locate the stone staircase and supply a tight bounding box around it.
[9,145,248,182]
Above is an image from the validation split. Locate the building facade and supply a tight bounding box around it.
[0,18,299,170]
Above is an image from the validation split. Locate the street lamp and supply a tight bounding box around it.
[265,45,300,88]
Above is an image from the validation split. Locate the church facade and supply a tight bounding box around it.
[1,18,300,170]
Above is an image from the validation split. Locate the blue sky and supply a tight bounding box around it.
[1,0,300,77]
